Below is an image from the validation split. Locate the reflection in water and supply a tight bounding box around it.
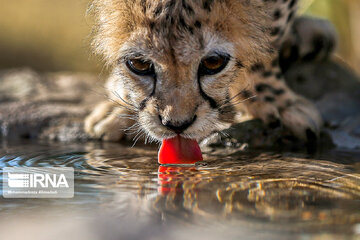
[153,155,360,230]
[0,141,360,238]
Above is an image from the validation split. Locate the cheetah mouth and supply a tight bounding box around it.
[158,135,203,165]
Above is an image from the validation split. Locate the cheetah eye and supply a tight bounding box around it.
[199,55,230,76]
[126,59,154,76]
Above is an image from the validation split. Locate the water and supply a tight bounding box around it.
[0,141,360,240]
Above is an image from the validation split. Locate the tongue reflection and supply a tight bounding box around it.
[158,135,203,165]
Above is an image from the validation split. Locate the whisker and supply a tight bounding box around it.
[112,90,139,110]
[88,86,138,112]
[123,122,140,132]
[228,95,257,106]
[132,131,146,148]
[220,83,252,106]
[220,95,257,110]
[116,114,137,121]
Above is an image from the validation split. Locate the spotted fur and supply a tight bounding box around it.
[85,0,336,143]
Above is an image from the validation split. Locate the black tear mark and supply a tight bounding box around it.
[139,74,157,111]
[197,75,218,109]
[139,98,148,111]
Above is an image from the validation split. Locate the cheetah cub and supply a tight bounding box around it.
[85,0,336,144]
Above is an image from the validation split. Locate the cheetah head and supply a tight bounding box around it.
[91,0,273,141]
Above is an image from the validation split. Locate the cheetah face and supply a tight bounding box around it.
[93,0,272,141]
[114,31,239,141]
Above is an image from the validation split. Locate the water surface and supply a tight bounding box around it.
[0,141,360,240]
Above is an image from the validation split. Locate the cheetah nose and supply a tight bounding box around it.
[159,115,197,134]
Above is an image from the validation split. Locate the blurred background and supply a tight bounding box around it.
[0,0,359,74]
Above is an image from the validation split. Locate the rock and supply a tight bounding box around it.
[0,68,43,100]
[285,60,360,150]
[40,119,89,142]
[0,68,105,141]
[284,61,360,102]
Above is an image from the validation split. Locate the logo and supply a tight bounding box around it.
[2,167,74,198]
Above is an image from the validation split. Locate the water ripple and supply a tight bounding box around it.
[0,141,359,235]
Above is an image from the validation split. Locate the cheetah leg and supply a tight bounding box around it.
[242,59,322,142]
[84,101,136,141]
[238,1,323,142]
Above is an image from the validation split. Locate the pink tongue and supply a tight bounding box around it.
[158,135,203,164]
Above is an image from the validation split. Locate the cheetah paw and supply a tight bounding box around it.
[279,96,323,143]
[84,101,135,141]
